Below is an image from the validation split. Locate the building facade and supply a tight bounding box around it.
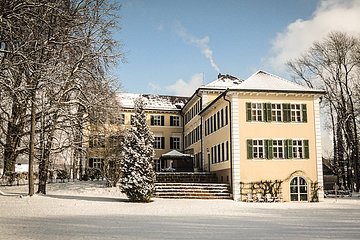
[87,70,325,202]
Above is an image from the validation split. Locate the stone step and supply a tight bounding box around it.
[156,172,218,183]
[155,182,231,199]
[155,183,229,187]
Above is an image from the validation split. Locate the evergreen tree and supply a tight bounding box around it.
[120,97,155,202]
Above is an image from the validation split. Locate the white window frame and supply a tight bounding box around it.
[271,103,282,122]
[154,137,163,149]
[171,136,181,150]
[253,139,264,159]
[291,104,302,122]
[272,140,284,159]
[152,115,162,126]
[170,116,180,126]
[251,103,263,121]
[292,140,303,158]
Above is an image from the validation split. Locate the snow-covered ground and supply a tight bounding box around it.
[1,181,360,240]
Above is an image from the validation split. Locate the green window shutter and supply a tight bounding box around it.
[161,116,165,126]
[247,139,253,159]
[246,102,252,121]
[263,103,267,122]
[150,116,154,125]
[302,104,307,123]
[265,140,273,159]
[285,139,293,159]
[304,140,309,159]
[266,103,272,122]
[288,139,293,159]
[283,104,291,122]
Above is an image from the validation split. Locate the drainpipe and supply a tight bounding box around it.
[223,90,233,196]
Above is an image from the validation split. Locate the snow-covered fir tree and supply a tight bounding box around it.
[120,97,155,202]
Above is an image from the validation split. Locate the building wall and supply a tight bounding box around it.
[235,92,320,202]
[86,109,183,170]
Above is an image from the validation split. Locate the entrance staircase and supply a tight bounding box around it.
[155,172,231,199]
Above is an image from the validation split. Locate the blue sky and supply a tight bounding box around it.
[112,0,360,96]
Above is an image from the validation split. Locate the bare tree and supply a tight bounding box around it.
[288,31,360,192]
[0,0,123,195]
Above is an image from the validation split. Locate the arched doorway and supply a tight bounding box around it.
[290,176,308,201]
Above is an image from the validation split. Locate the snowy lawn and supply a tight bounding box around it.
[1,181,360,240]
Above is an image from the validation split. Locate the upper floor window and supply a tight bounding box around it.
[108,135,123,148]
[89,135,105,148]
[247,139,309,160]
[272,140,284,158]
[170,116,180,126]
[251,103,263,121]
[252,139,264,159]
[247,102,307,123]
[271,104,282,122]
[291,104,302,122]
[292,140,304,158]
[150,115,164,126]
[88,158,104,169]
[118,114,125,124]
[170,137,181,149]
[154,136,165,149]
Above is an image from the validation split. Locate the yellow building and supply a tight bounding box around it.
[87,70,325,202]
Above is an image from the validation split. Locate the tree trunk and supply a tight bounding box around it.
[3,102,25,174]
[28,90,36,196]
[37,113,56,194]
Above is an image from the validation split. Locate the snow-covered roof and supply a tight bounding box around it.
[161,150,193,158]
[231,70,323,93]
[117,93,188,111]
[204,73,243,89]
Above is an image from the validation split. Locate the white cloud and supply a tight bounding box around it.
[174,22,220,73]
[266,0,360,72]
[148,73,204,96]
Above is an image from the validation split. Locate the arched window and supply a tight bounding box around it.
[290,177,308,201]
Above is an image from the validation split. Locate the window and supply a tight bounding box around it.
[272,140,284,158]
[226,141,229,160]
[170,116,180,126]
[220,109,224,127]
[247,102,307,123]
[119,114,125,124]
[221,142,225,161]
[88,158,104,169]
[271,104,282,122]
[154,137,165,149]
[248,139,308,160]
[170,137,180,150]
[108,135,123,148]
[292,140,304,158]
[89,135,105,148]
[251,103,263,121]
[290,177,308,201]
[130,115,135,125]
[151,115,164,126]
[253,140,264,159]
[225,106,228,125]
[291,104,301,122]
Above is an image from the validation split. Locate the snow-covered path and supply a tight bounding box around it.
[1,181,360,239]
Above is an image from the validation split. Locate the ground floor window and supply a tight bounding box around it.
[290,176,308,201]
[88,158,104,169]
